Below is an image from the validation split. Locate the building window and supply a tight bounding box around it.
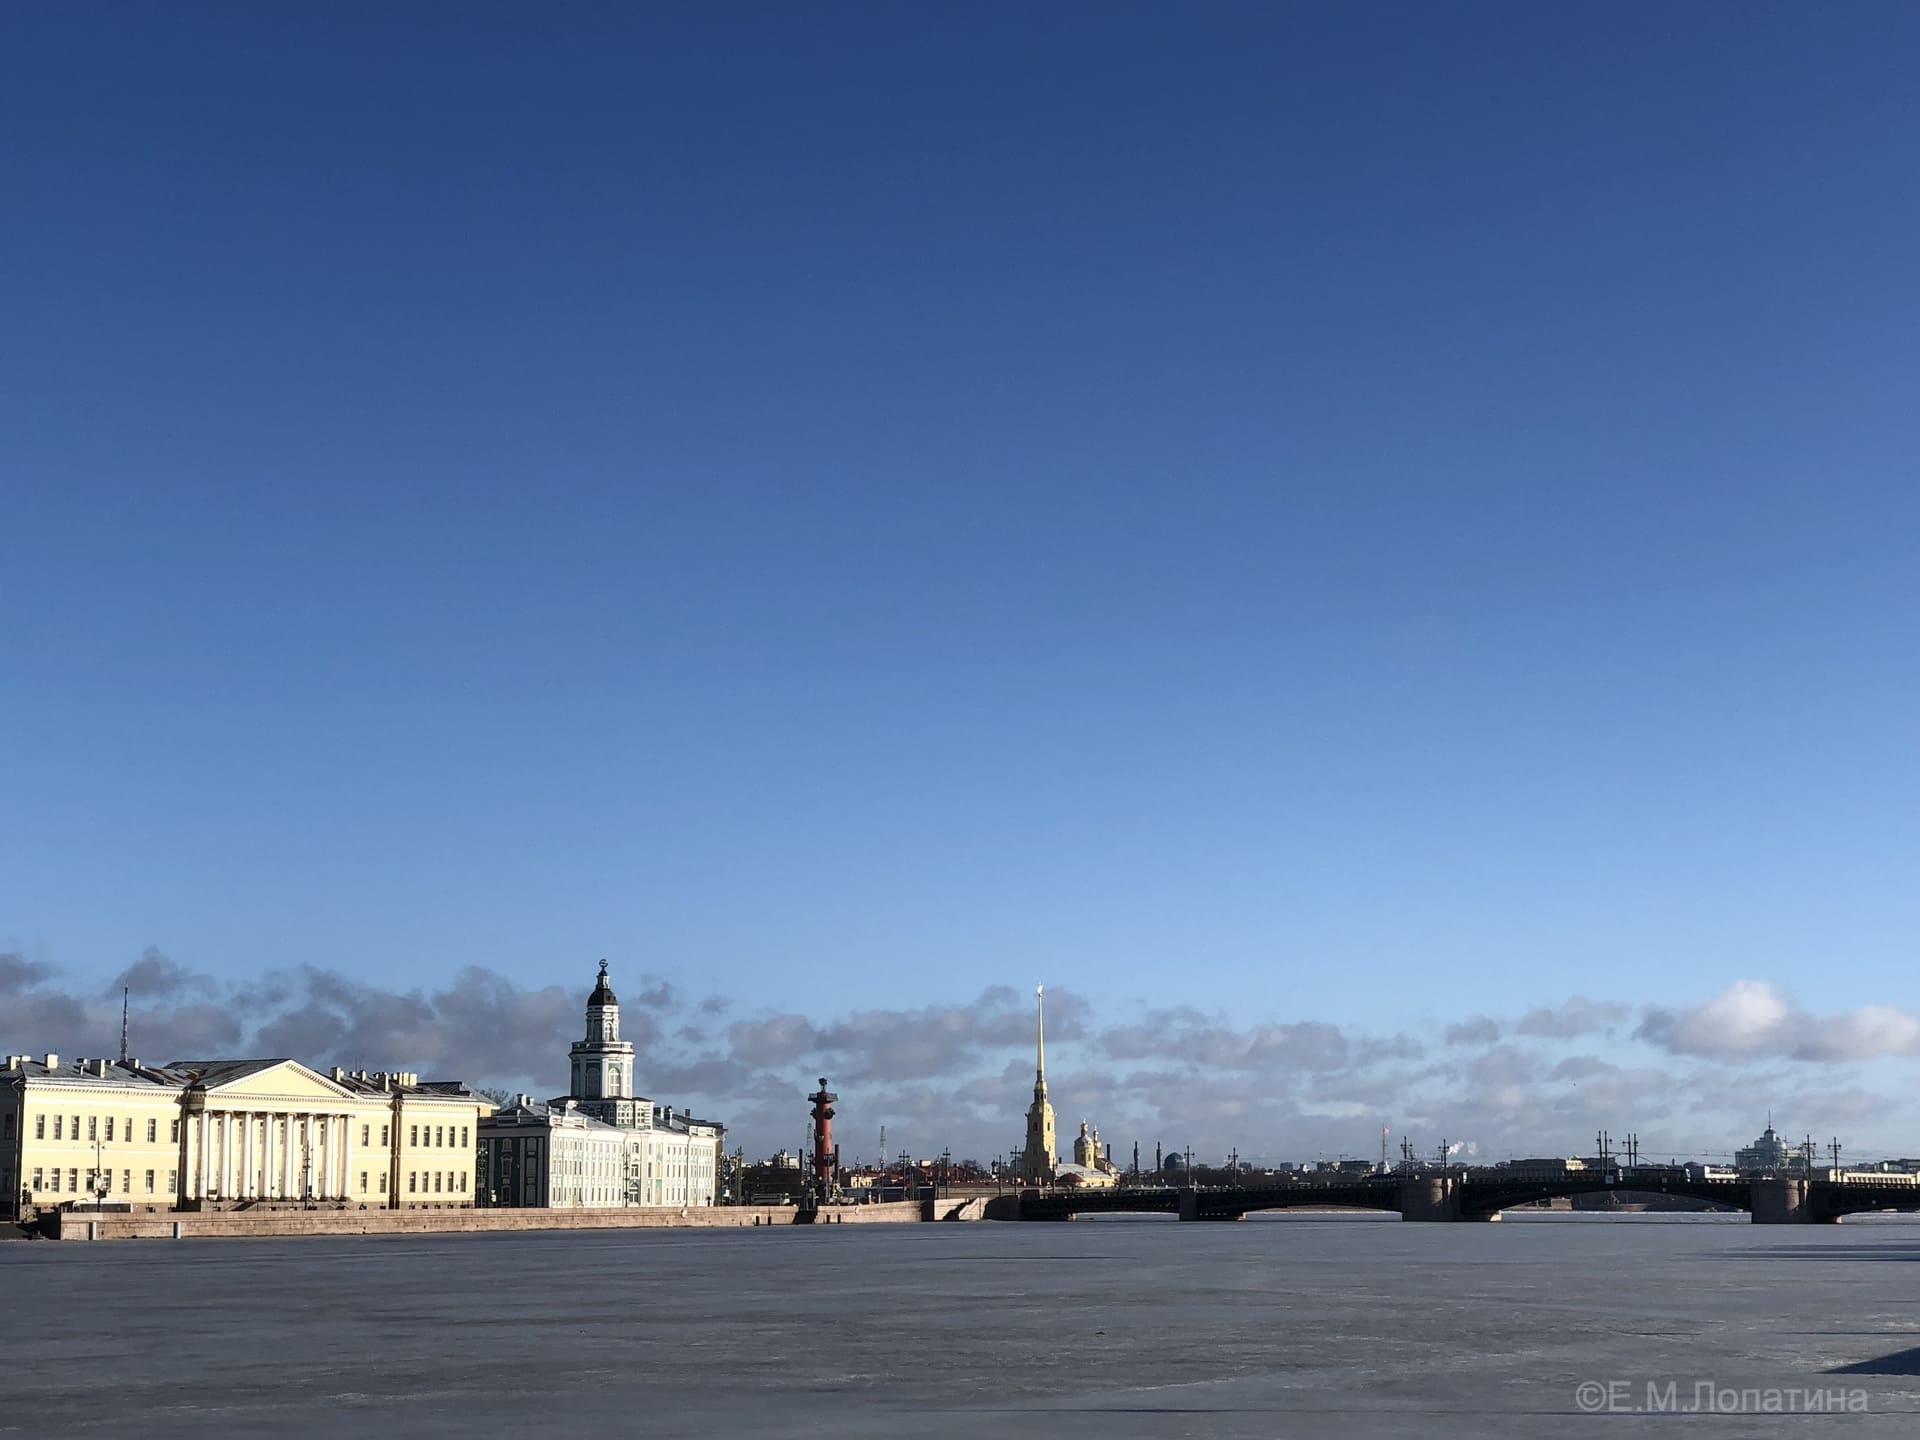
[35,1114,44,1140]
[379,1173,388,1194]
[461,1126,469,1148]
[168,1169,178,1192]
[88,1116,97,1141]
[381,1124,389,1146]
[361,1124,370,1146]
[147,1118,157,1143]
[67,1169,78,1193]
[410,1126,418,1147]
[104,1117,114,1142]
[408,1172,417,1193]
[359,1171,368,1193]
[434,1172,443,1192]
[121,1169,130,1193]
[145,1170,155,1194]
[48,1169,60,1193]
[31,1168,43,1191]
[170,1119,180,1142]
[53,1116,62,1140]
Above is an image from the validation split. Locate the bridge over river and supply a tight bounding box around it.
[1017,1173,1920,1224]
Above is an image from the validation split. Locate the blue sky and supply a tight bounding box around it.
[5,4,1919,1159]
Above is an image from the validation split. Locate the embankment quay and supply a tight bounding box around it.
[26,1197,934,1241]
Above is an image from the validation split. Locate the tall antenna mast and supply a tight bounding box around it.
[119,986,130,1064]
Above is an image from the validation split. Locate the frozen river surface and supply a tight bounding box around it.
[5,1212,1920,1438]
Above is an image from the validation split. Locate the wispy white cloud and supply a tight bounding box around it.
[1637,979,1920,1062]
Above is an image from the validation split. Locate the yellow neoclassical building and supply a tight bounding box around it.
[1,1052,487,1217]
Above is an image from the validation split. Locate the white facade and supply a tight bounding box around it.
[477,1097,629,1208]
[634,1106,723,1207]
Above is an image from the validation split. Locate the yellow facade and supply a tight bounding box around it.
[387,1087,483,1205]
[3,1054,486,1217]
[1,1060,183,1208]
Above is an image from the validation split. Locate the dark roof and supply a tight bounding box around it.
[4,1056,178,1089]
[162,1059,290,1084]
[589,958,617,1007]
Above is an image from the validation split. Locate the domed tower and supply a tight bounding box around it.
[1073,1119,1098,1168]
[568,960,645,1127]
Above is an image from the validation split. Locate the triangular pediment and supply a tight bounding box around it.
[183,1059,360,1103]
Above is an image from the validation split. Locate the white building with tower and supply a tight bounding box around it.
[477,960,724,1209]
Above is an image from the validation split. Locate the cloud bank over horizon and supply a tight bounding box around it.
[4,950,1917,1166]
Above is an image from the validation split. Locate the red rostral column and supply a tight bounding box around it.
[807,1077,838,1191]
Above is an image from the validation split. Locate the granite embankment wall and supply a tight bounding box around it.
[46,1200,929,1242]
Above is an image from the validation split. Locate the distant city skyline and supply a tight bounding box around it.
[6,7,1919,1163]
[5,950,1915,1165]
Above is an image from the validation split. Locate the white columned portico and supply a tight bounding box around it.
[301,1114,314,1199]
[195,1112,209,1199]
[259,1113,272,1198]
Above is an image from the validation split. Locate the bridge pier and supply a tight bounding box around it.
[1401,1176,1459,1222]
[1177,1192,1245,1221]
[1751,1177,1813,1224]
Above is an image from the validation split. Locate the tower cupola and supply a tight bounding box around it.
[570,958,636,1105]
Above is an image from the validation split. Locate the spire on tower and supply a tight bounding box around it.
[1018,983,1058,1184]
[1035,984,1046,1084]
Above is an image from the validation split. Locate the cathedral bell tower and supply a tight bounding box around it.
[1020,985,1057,1184]
[568,960,644,1127]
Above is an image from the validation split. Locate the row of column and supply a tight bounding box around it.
[192,1110,351,1201]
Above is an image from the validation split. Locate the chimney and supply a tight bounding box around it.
[330,1067,345,1082]
[93,1059,109,1077]
[44,1053,59,1070]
